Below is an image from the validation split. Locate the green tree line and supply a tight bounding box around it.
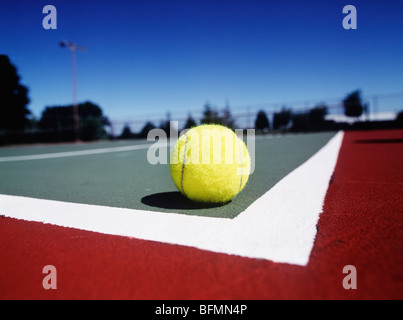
[1,54,403,145]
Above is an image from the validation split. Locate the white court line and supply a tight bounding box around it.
[0,132,344,266]
[0,134,276,163]
[0,142,171,162]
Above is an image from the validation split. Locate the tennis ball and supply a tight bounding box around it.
[170,124,251,204]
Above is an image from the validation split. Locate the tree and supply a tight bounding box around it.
[255,110,270,132]
[183,113,197,130]
[159,111,169,135]
[221,103,236,129]
[38,101,108,142]
[273,107,292,130]
[200,102,222,125]
[138,121,156,139]
[0,55,31,132]
[291,105,329,132]
[309,104,328,128]
[396,110,403,128]
[343,90,364,119]
[119,124,134,139]
[78,101,109,141]
[291,112,310,132]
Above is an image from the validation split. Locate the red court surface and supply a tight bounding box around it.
[1,129,402,300]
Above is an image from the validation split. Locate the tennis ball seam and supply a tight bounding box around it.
[237,135,243,192]
[180,133,189,196]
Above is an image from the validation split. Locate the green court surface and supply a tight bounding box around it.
[0,132,336,218]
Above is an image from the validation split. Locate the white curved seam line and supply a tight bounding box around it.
[180,135,188,196]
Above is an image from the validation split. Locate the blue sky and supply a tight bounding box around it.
[1,0,402,127]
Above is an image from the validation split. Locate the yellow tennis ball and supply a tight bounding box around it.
[170,124,251,203]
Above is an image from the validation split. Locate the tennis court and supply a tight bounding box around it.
[0,132,336,218]
[1,129,402,299]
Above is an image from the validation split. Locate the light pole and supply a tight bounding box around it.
[60,40,86,142]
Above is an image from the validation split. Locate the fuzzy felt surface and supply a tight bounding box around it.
[170,124,250,203]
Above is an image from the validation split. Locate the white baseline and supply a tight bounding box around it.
[0,142,166,162]
[0,132,343,266]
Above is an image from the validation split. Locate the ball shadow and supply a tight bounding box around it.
[141,191,227,210]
